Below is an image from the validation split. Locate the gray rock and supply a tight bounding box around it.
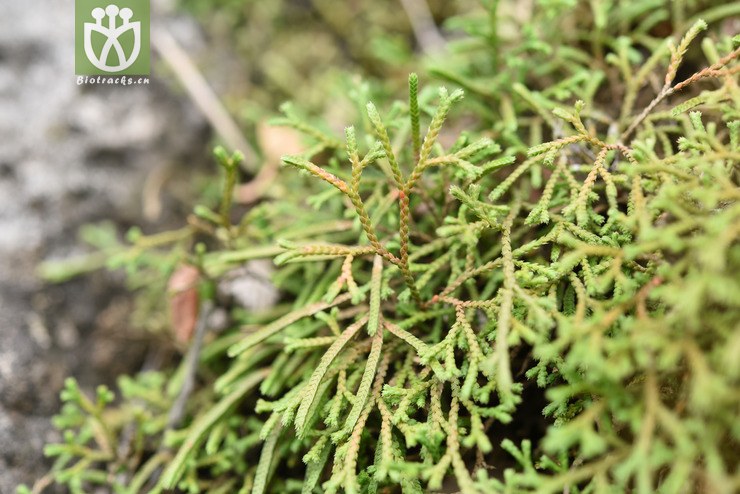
[0,0,209,490]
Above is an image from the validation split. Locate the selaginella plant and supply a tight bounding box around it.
[25,2,739,494]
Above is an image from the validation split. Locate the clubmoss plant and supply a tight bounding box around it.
[26,2,739,494]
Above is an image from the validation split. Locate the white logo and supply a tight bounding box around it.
[84,4,141,72]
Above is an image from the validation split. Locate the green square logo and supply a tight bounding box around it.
[75,0,150,76]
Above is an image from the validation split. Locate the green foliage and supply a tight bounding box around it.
[27,1,740,494]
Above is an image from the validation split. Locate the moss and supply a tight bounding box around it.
[28,1,739,493]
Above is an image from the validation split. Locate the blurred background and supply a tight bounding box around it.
[0,0,474,489]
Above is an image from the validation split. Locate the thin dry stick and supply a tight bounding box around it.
[167,301,213,429]
[399,0,446,55]
[151,26,257,170]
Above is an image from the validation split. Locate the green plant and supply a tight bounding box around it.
[27,2,739,493]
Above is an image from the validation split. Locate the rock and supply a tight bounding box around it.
[0,1,209,490]
[217,261,280,312]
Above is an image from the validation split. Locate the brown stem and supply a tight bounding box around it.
[621,46,740,142]
[397,188,423,306]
